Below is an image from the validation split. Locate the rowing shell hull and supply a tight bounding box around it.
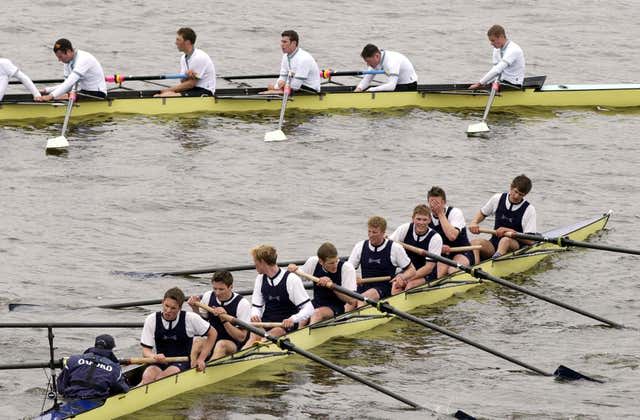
[35,212,610,419]
[3,84,640,122]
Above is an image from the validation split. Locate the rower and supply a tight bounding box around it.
[259,30,321,95]
[348,216,416,306]
[388,205,442,293]
[35,38,107,101]
[0,58,40,101]
[187,271,251,360]
[427,186,475,276]
[468,174,537,261]
[139,287,216,385]
[468,25,525,91]
[155,27,216,97]
[243,244,314,348]
[354,44,418,92]
[57,334,129,400]
[287,242,357,325]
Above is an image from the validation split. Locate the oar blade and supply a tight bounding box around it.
[264,129,287,142]
[454,410,477,420]
[46,135,70,150]
[466,121,490,136]
[553,365,603,383]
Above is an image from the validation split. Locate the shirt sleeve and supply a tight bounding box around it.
[198,291,213,317]
[14,70,41,97]
[250,275,265,318]
[479,60,509,85]
[49,72,81,98]
[389,223,409,242]
[285,273,313,323]
[186,312,212,337]
[368,75,399,92]
[140,313,156,348]
[356,67,374,91]
[480,193,502,217]
[236,298,252,323]
[448,207,467,230]
[428,233,443,257]
[301,256,317,275]
[290,58,311,91]
[347,241,364,269]
[522,204,537,233]
[391,242,412,269]
[341,262,357,291]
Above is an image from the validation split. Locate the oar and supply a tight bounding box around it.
[478,228,640,256]
[0,356,188,370]
[264,70,293,142]
[466,77,500,136]
[45,84,78,150]
[194,302,421,409]
[136,258,310,277]
[356,276,392,285]
[221,69,385,80]
[448,245,482,253]
[396,239,623,329]
[10,74,187,85]
[296,270,602,382]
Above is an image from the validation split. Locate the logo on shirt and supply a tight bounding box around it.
[368,258,382,264]
[267,295,281,303]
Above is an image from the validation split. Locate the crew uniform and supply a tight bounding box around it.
[196,290,251,348]
[276,47,321,92]
[479,40,525,87]
[180,48,216,96]
[356,50,418,92]
[0,58,40,101]
[389,222,442,281]
[46,50,107,99]
[429,207,475,265]
[348,238,412,298]
[299,256,357,316]
[480,192,536,249]
[140,310,212,371]
[250,268,314,329]
[57,335,129,400]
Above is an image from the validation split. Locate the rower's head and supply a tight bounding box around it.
[367,216,387,246]
[94,334,116,350]
[317,242,340,274]
[52,38,75,63]
[360,44,382,68]
[280,30,299,55]
[211,271,234,300]
[412,204,432,235]
[509,174,532,204]
[162,287,185,321]
[251,244,278,274]
[487,25,508,49]
[176,27,196,53]
[427,186,447,213]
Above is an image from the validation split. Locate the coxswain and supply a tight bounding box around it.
[354,44,418,92]
[0,58,40,101]
[468,174,537,261]
[348,216,416,306]
[388,205,442,293]
[288,242,357,325]
[139,287,216,385]
[468,24,525,90]
[57,334,129,400]
[260,30,321,94]
[243,244,314,348]
[427,186,475,276]
[188,271,251,360]
[35,38,106,101]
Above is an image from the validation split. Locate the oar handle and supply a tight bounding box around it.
[252,322,284,328]
[194,301,234,323]
[395,240,428,257]
[105,74,187,83]
[447,245,482,252]
[320,69,386,78]
[356,276,392,285]
[121,356,189,365]
[478,227,497,235]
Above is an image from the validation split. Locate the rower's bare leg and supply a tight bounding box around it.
[391,281,404,295]
[405,278,426,291]
[310,307,335,325]
[298,318,310,328]
[448,254,472,274]
[357,288,381,307]
[211,340,237,360]
[497,237,520,256]
[437,261,450,278]
[471,238,495,261]
[139,365,180,385]
[242,332,261,349]
[266,326,288,337]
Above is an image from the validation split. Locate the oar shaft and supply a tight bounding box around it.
[0,360,63,370]
[221,69,385,80]
[251,322,284,328]
[356,276,392,285]
[60,87,77,136]
[105,74,186,83]
[158,258,309,276]
[122,356,188,365]
[481,79,500,122]
[505,231,640,256]
[448,245,482,252]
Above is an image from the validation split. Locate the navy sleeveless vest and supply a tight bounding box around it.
[207,292,244,344]
[402,223,436,269]
[429,207,471,248]
[261,271,298,322]
[494,192,530,232]
[154,311,192,358]
[312,260,344,307]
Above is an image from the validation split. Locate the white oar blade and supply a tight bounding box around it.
[46,135,70,150]
[264,129,287,142]
[466,121,490,136]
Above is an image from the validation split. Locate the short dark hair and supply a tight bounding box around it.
[164,287,186,306]
[317,242,338,261]
[53,38,73,53]
[177,27,197,44]
[427,186,447,202]
[361,44,380,59]
[487,25,506,38]
[511,174,532,194]
[281,30,299,45]
[212,271,233,286]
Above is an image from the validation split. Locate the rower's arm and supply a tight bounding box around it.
[479,59,509,85]
[468,210,486,234]
[49,72,81,98]
[14,70,41,98]
[368,75,398,92]
[413,261,436,280]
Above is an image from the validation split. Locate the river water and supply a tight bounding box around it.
[1,0,639,418]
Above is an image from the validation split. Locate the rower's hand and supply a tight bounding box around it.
[259,89,283,95]
[468,82,482,90]
[317,276,333,289]
[355,276,363,285]
[211,307,226,316]
[154,353,167,364]
[442,245,451,254]
[354,87,363,92]
[282,317,294,329]
[187,295,201,305]
[35,95,52,102]
[496,227,515,238]
[429,198,445,219]
[250,315,261,323]
[185,70,198,79]
[392,274,407,289]
[287,263,298,273]
[468,223,480,235]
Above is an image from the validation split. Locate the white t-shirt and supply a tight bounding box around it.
[348,238,412,270]
[276,47,321,92]
[480,192,537,233]
[198,291,251,323]
[0,58,18,78]
[48,50,107,97]
[0,58,40,100]
[180,48,216,93]
[140,310,211,349]
[356,50,418,92]
[250,268,314,323]
[300,256,357,291]
[479,40,525,85]
[431,206,467,230]
[389,222,443,261]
